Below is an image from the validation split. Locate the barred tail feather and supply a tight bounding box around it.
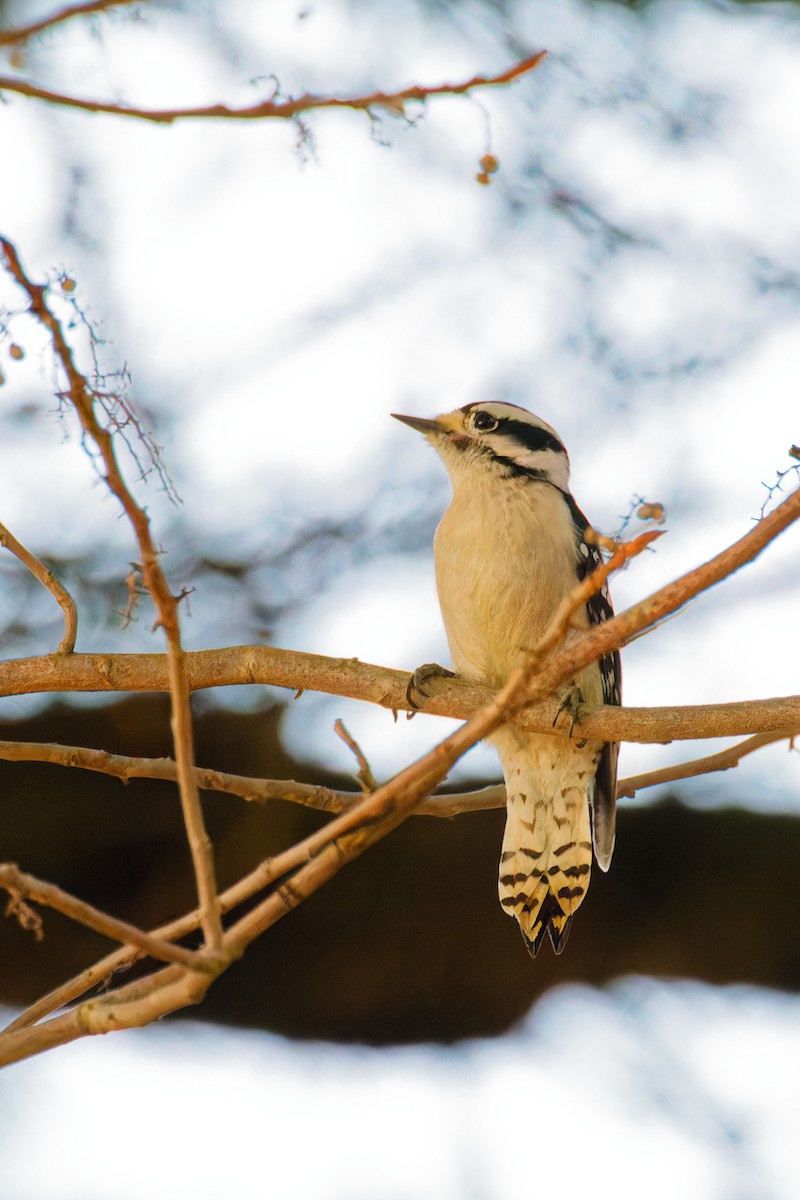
[494,731,597,957]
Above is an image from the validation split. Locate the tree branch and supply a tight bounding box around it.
[615,732,795,799]
[0,520,78,653]
[0,52,546,124]
[1,725,795,821]
[1,647,798,742]
[0,863,203,968]
[0,0,141,47]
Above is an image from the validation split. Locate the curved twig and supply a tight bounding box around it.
[0,521,78,654]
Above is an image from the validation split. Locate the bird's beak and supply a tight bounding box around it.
[391,413,441,435]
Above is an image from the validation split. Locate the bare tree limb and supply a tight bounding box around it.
[1,731,796,821]
[0,520,78,653]
[334,719,379,793]
[0,236,223,957]
[1,647,798,742]
[0,0,141,47]
[0,52,546,124]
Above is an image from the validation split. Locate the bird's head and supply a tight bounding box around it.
[392,401,570,491]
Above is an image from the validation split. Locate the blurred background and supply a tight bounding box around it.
[0,0,799,1195]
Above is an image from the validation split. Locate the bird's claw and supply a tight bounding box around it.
[406,662,456,711]
[552,684,587,743]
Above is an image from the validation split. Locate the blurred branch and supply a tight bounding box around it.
[1,647,799,742]
[0,52,546,124]
[0,236,223,958]
[0,0,140,47]
[0,520,77,653]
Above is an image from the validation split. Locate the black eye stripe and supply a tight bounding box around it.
[498,419,565,456]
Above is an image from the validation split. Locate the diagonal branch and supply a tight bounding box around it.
[0,0,141,47]
[616,731,795,799]
[0,520,78,653]
[0,52,546,124]
[0,863,202,968]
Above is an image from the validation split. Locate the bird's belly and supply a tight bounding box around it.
[434,490,579,687]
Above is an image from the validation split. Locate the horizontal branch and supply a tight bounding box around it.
[1,646,799,743]
[0,52,546,124]
[1,730,795,820]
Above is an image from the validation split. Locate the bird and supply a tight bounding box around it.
[392,401,620,956]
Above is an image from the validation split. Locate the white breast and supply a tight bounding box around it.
[434,474,581,688]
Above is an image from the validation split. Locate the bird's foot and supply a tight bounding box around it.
[552,683,588,745]
[406,662,456,711]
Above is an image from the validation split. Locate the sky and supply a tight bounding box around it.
[1,1,800,1194]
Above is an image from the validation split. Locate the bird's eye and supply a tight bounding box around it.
[472,411,499,433]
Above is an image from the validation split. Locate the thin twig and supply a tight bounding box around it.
[616,732,795,799]
[0,863,202,968]
[0,236,223,957]
[0,0,141,47]
[0,521,77,653]
[333,719,378,792]
[0,52,547,124]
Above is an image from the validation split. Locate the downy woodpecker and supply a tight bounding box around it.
[393,402,620,956]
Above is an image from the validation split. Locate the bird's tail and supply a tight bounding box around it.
[493,729,598,957]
